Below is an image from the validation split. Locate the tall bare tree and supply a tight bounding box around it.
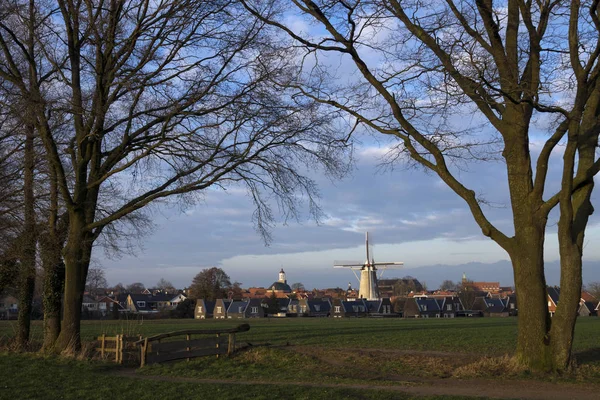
[242,0,600,371]
[0,0,349,351]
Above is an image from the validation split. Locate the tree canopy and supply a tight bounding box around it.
[241,0,600,371]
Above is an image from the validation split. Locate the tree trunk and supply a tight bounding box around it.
[17,125,37,348]
[55,212,92,353]
[41,246,64,351]
[511,227,553,371]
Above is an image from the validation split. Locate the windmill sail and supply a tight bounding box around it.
[333,232,404,300]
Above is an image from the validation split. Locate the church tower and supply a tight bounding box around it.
[279,268,287,284]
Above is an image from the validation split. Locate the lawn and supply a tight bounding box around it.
[1,317,599,399]
[2,316,598,356]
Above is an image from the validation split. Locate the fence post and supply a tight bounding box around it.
[119,335,124,365]
[186,334,191,362]
[228,333,235,356]
[141,337,148,368]
[100,334,105,358]
[216,333,220,359]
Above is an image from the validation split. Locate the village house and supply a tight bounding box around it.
[227,299,264,318]
[472,297,509,317]
[403,297,442,318]
[365,298,394,317]
[195,299,216,319]
[439,297,463,318]
[304,298,332,317]
[331,298,368,318]
[125,293,177,314]
[578,301,597,317]
[547,287,560,317]
[0,293,18,320]
[505,294,518,316]
[214,299,232,319]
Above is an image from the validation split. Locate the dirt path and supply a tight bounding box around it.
[116,369,600,399]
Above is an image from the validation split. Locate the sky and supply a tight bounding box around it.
[95,5,600,291]
[96,140,600,290]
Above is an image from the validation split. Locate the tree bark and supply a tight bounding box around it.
[16,124,37,348]
[511,232,552,370]
[55,211,93,353]
[40,239,64,351]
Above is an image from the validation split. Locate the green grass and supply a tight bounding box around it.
[0,318,598,398]
[2,316,598,357]
[0,352,485,400]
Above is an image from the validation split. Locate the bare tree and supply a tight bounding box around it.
[242,0,600,371]
[0,0,349,351]
[585,282,600,301]
[85,268,108,297]
[125,282,146,294]
[156,278,176,293]
[291,282,305,291]
[439,280,458,292]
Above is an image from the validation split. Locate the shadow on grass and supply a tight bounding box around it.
[575,348,600,365]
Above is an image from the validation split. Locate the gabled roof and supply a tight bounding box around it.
[483,297,506,313]
[415,298,441,311]
[547,287,560,305]
[228,300,248,313]
[308,299,331,312]
[580,301,596,314]
[199,300,216,314]
[341,299,367,312]
[365,300,382,313]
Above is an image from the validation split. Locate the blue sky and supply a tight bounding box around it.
[95,4,600,290]
[96,140,600,290]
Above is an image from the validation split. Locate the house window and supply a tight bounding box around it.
[510,303,515,309]
[239,306,243,313]
[217,306,222,313]
[251,307,258,314]
[446,304,452,311]
[334,306,341,313]
[137,301,146,308]
[421,305,427,311]
[314,305,320,312]
[198,306,203,313]
[548,301,551,307]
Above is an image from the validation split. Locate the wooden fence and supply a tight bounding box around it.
[96,334,142,364]
[136,323,250,367]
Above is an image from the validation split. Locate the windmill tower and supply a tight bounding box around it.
[334,232,404,300]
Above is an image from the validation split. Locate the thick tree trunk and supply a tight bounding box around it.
[41,245,64,351]
[40,161,66,351]
[55,212,92,353]
[17,126,37,348]
[511,226,553,371]
[550,176,595,370]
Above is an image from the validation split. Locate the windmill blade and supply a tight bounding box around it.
[371,262,404,266]
[333,260,364,268]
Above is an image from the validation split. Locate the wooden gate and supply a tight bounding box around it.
[96,334,141,364]
[137,323,250,367]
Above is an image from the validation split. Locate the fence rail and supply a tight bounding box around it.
[136,323,249,367]
[96,324,250,367]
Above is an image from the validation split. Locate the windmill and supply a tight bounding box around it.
[334,232,404,300]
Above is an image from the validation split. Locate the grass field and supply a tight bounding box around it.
[1,317,599,399]
[2,316,599,356]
